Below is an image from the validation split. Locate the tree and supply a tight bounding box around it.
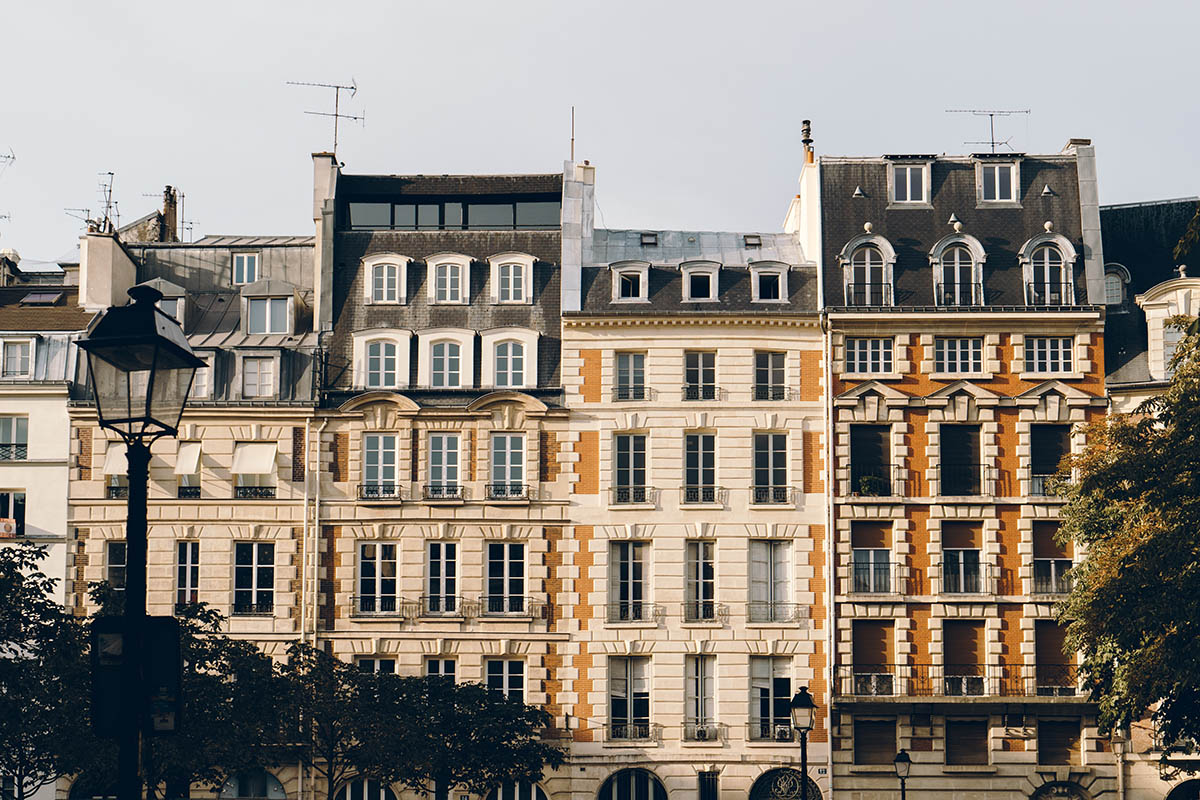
[1059,319,1200,755]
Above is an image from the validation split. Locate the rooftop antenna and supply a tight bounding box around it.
[570,106,575,161]
[287,79,364,154]
[0,148,13,181]
[946,108,1031,153]
[97,172,116,232]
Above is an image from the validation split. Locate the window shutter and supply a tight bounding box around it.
[944,620,985,667]
[852,620,894,668]
[851,522,891,549]
[1035,621,1070,666]
[1039,720,1081,765]
[1033,521,1072,558]
[945,719,989,764]
[771,541,790,605]
[1032,425,1071,474]
[749,541,770,606]
[853,719,898,764]
[942,522,982,549]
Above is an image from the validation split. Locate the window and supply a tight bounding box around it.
[1039,719,1081,765]
[1036,620,1075,695]
[190,354,212,400]
[845,337,893,374]
[485,659,524,702]
[934,337,983,374]
[610,541,648,621]
[489,434,524,499]
[748,540,790,622]
[362,434,398,497]
[614,433,647,503]
[349,201,560,232]
[246,298,288,335]
[158,297,183,324]
[754,351,786,400]
[598,771,666,800]
[234,542,274,614]
[943,620,985,695]
[0,490,25,536]
[358,543,398,614]
[687,271,713,301]
[749,656,792,740]
[242,357,275,398]
[0,417,27,460]
[683,433,715,503]
[497,263,525,303]
[106,541,127,590]
[942,522,983,594]
[892,164,925,203]
[435,263,463,303]
[854,719,897,764]
[619,272,641,299]
[488,786,548,800]
[1031,424,1070,495]
[1105,272,1124,305]
[852,620,895,695]
[611,263,650,302]
[426,658,456,680]
[1027,246,1070,304]
[851,523,891,593]
[615,352,646,401]
[176,541,199,606]
[426,541,457,614]
[1033,522,1072,594]
[232,253,258,285]
[357,658,396,674]
[366,341,398,388]
[685,540,716,622]
[1024,337,1073,374]
[752,267,786,302]
[1165,322,1185,375]
[685,655,716,738]
[176,454,199,497]
[494,341,524,388]
[981,163,1016,202]
[752,433,787,504]
[427,434,460,498]
[431,342,461,388]
[221,770,284,800]
[682,351,716,400]
[940,424,982,495]
[485,542,525,614]
[848,247,888,305]
[850,425,892,496]
[231,442,277,499]
[937,245,979,305]
[372,264,399,303]
[105,443,129,498]
[610,656,651,739]
[1,340,31,378]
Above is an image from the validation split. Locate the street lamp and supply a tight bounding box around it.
[79,284,202,800]
[790,687,817,800]
[893,749,911,800]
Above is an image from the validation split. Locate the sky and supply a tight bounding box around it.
[2,0,1198,263]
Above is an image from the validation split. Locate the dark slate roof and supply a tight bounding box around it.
[593,229,804,266]
[0,287,94,331]
[819,155,1086,308]
[338,173,561,197]
[188,235,314,247]
[184,291,315,347]
[137,277,185,298]
[335,230,561,264]
[1101,197,1200,384]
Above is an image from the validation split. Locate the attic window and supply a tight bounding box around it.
[19,292,62,306]
[640,232,658,246]
[743,234,762,248]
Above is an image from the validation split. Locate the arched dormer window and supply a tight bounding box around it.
[426,253,472,304]
[481,328,539,389]
[1018,230,1078,306]
[367,340,397,388]
[1104,264,1131,307]
[361,254,411,305]
[431,341,460,387]
[351,329,412,390]
[838,233,896,307]
[680,260,720,302]
[610,261,650,303]
[488,252,536,304]
[929,233,987,306]
[417,328,475,389]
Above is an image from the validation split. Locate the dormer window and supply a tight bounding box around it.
[417,329,475,389]
[361,254,410,305]
[750,263,788,302]
[980,163,1017,202]
[232,253,258,285]
[488,252,535,305]
[351,329,412,390]
[158,297,183,327]
[621,273,641,298]
[1,340,31,378]
[891,163,927,204]
[610,262,650,303]
[437,264,462,303]
[427,254,472,304]
[1104,265,1130,307]
[681,262,719,302]
[373,264,399,302]
[247,298,289,335]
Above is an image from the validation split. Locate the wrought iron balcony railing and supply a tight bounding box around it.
[681,485,722,505]
[0,443,27,460]
[683,722,724,742]
[235,486,276,499]
[1030,473,1063,497]
[849,465,903,497]
[849,561,903,594]
[606,601,665,624]
[232,600,274,616]
[607,722,659,742]
[1033,559,1074,595]
[612,385,648,402]
[834,663,1081,698]
[423,484,464,501]
[751,485,793,505]
[935,282,985,306]
[681,384,720,401]
[611,486,654,505]
[939,463,998,496]
[485,483,530,500]
[747,602,809,624]
[107,485,129,500]
[844,282,894,306]
[177,485,202,500]
[753,385,790,401]
[358,483,403,500]
[682,600,729,623]
[478,595,552,620]
[1026,281,1076,306]
[748,721,797,742]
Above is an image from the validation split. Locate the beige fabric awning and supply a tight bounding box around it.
[174,442,202,476]
[231,442,277,475]
[102,443,127,475]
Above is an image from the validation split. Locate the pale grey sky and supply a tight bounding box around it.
[3,0,1198,262]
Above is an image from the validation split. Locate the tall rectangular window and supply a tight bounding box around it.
[435,263,462,303]
[1039,719,1081,765]
[426,658,456,680]
[498,263,525,302]
[610,656,651,740]
[852,620,895,696]
[357,657,397,674]
[494,341,524,387]
[683,351,716,400]
[981,163,1016,202]
[699,773,719,800]
[176,541,199,606]
[246,298,288,334]
[685,655,716,738]
[190,354,212,400]
[754,351,786,400]
[854,719,897,764]
[426,541,457,614]
[1035,620,1075,695]
[940,424,982,495]
[892,164,925,203]
[845,338,893,374]
[752,433,787,504]
[431,342,461,387]
[358,542,398,614]
[610,541,648,622]
[850,425,892,496]
[486,542,525,614]
[490,434,524,498]
[107,540,127,591]
[1033,521,1073,594]
[1025,337,1073,373]
[943,620,985,695]
[942,522,983,594]
[749,656,792,740]
[946,719,990,764]
[233,542,274,614]
[485,659,524,702]
[615,352,646,400]
[232,253,258,285]
[684,540,715,621]
[242,357,275,398]
[851,522,891,593]
[427,433,459,498]
[0,417,28,460]
[614,433,647,503]
[0,490,24,536]
[366,340,398,388]
[372,264,399,302]
[748,540,790,622]
[1031,424,1070,495]
[934,337,983,373]
[683,433,715,503]
[2,341,31,377]
[363,434,398,495]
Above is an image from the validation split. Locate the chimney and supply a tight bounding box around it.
[161,185,179,242]
[801,119,815,164]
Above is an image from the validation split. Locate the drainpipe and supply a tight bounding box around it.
[821,309,837,796]
[300,412,312,646]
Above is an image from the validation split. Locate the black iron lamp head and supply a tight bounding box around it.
[790,686,817,733]
[893,749,912,779]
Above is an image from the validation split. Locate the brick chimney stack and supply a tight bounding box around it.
[161,185,179,242]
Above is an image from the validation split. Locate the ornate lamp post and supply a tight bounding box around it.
[79,285,202,800]
[893,749,912,800]
[790,687,817,800]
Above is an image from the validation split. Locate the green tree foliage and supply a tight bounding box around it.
[1059,320,1200,755]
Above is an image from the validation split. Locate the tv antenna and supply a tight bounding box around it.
[287,79,364,153]
[97,172,117,232]
[0,148,13,181]
[946,108,1031,153]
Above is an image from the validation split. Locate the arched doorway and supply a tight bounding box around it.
[598,769,667,800]
[488,784,549,800]
[1167,780,1200,800]
[1030,782,1090,800]
[749,769,821,800]
[220,769,286,800]
[336,780,397,800]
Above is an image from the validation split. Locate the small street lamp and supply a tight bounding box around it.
[79,285,202,800]
[790,687,817,800]
[893,749,912,800]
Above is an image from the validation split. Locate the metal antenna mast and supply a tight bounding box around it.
[98,172,116,232]
[287,80,364,153]
[946,108,1031,153]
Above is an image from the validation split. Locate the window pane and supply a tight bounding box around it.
[248,300,267,334]
[417,204,439,229]
[269,299,287,332]
[350,203,391,229]
[515,201,561,228]
[392,204,416,229]
[443,202,463,228]
[469,204,514,230]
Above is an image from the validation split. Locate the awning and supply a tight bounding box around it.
[174,442,202,476]
[231,442,277,475]
[102,443,127,475]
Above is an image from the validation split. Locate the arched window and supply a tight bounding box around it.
[435,263,463,303]
[220,770,285,800]
[431,341,461,388]
[939,245,976,306]
[1105,272,1124,305]
[487,784,547,800]
[336,780,396,800]
[1029,246,1068,304]
[849,247,887,305]
[749,769,822,800]
[495,341,525,388]
[366,340,398,388]
[598,769,666,800]
[1166,779,1200,800]
[372,264,399,303]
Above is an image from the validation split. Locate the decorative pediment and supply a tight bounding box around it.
[925,380,1002,407]
[466,391,548,415]
[338,392,421,415]
[1015,380,1097,406]
[835,380,908,406]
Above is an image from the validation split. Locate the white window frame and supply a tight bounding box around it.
[362,253,411,305]
[490,434,525,494]
[749,540,791,623]
[244,296,292,335]
[749,656,793,738]
[426,540,458,614]
[176,540,200,606]
[233,541,274,614]
[417,328,475,389]
[929,234,987,306]
[888,162,930,206]
[0,416,28,460]
[357,541,399,614]
[362,433,399,490]
[684,540,716,621]
[351,329,412,390]
[844,337,895,375]
[232,253,259,285]
[0,489,26,536]
[427,253,472,304]
[488,252,535,305]
[1018,233,1078,305]
[240,354,277,399]
[609,541,650,620]
[685,654,716,731]
[485,541,526,613]
[107,540,127,590]
[158,296,185,327]
[1023,336,1075,374]
[428,433,460,490]
[749,262,788,303]
[977,160,1021,205]
[426,658,456,679]
[480,328,538,389]
[189,353,214,400]
[610,261,650,303]
[0,339,33,379]
[485,658,525,702]
[357,657,397,674]
[933,337,984,375]
[680,261,720,303]
[609,656,651,736]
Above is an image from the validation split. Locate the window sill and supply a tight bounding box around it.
[610,298,651,304]
[849,765,899,773]
[930,372,992,381]
[975,201,1023,210]
[886,201,934,211]
[943,765,997,773]
[603,740,660,748]
[679,501,725,510]
[681,298,719,304]
[679,739,725,748]
[1018,372,1083,381]
[604,621,660,629]
[606,503,656,511]
[842,372,902,381]
[750,299,789,304]
[679,621,724,629]
[365,299,406,306]
[430,300,469,306]
[492,299,532,305]
[417,614,466,622]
